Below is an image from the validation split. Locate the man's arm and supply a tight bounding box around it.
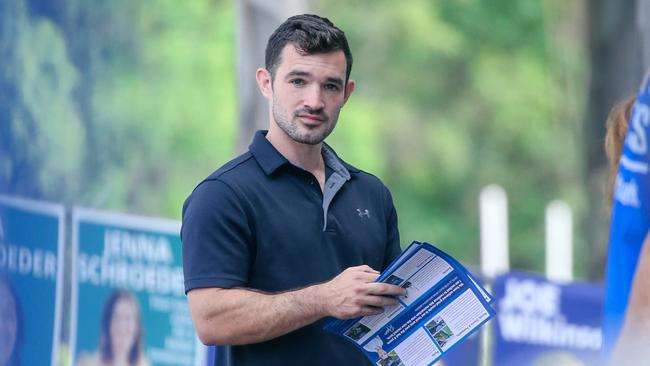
[188,265,406,345]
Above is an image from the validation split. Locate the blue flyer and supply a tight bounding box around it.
[325,241,494,366]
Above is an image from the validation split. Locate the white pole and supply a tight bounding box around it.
[545,200,573,282]
[479,184,508,366]
[480,184,509,278]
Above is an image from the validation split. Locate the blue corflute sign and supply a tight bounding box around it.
[493,271,603,366]
[70,208,206,366]
[0,195,64,366]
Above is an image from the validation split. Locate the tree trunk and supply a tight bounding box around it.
[235,0,307,152]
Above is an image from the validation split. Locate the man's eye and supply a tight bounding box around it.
[324,84,340,92]
[290,79,305,86]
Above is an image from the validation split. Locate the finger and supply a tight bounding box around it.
[360,295,400,308]
[367,283,407,297]
[355,272,380,283]
[352,265,380,274]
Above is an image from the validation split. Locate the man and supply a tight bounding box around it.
[181,14,404,366]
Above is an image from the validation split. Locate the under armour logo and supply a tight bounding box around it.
[356,209,370,218]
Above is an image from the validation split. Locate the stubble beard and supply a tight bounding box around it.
[272,96,338,145]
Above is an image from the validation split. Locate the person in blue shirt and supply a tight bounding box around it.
[181,14,405,366]
[603,73,650,363]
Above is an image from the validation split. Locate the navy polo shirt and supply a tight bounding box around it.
[181,130,401,366]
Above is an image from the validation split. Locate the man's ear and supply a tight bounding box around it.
[343,79,356,104]
[256,68,273,99]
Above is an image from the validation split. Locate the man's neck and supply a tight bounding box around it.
[266,126,326,185]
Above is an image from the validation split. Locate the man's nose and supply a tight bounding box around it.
[303,85,325,110]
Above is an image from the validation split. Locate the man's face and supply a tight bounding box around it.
[265,44,353,145]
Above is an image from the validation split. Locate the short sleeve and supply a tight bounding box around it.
[181,179,254,293]
[382,185,401,269]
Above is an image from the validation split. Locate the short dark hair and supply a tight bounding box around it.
[265,14,353,82]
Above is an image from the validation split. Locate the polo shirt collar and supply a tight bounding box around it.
[249,130,357,177]
[249,130,289,175]
[322,144,351,180]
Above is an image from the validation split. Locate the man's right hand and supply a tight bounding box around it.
[315,265,407,319]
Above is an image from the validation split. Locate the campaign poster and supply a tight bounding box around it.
[70,208,206,366]
[0,195,65,366]
[492,271,603,366]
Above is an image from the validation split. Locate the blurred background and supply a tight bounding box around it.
[2,0,650,287]
[4,1,650,365]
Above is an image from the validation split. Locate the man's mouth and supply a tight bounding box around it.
[298,114,326,122]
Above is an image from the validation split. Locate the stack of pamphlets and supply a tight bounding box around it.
[325,241,495,366]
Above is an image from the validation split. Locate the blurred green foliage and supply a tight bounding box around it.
[2,0,236,214]
[314,0,587,275]
[1,1,588,276]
